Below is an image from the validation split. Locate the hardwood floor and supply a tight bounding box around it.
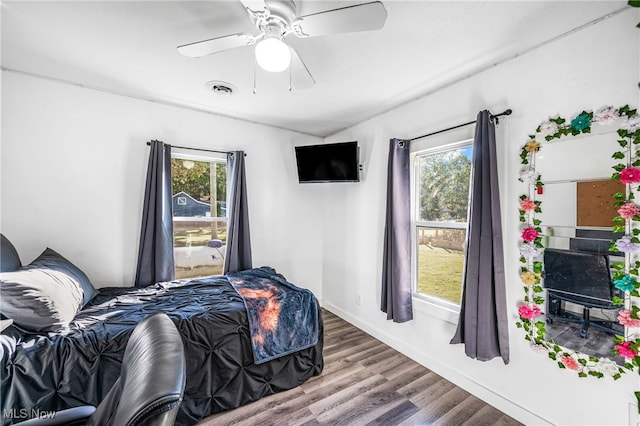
[197,310,522,426]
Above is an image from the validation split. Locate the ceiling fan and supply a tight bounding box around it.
[177,1,387,89]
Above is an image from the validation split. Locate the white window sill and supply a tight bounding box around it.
[412,294,460,324]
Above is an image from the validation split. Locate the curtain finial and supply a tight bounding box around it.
[490,108,512,125]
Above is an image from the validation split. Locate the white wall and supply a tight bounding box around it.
[0,71,325,298]
[322,8,640,426]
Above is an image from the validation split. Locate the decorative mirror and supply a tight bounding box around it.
[516,105,640,378]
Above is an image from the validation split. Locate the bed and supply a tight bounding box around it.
[0,235,323,426]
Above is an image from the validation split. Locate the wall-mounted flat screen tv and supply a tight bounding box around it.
[295,141,360,183]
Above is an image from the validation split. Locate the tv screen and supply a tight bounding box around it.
[543,248,613,304]
[295,141,359,183]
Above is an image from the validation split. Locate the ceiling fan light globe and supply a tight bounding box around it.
[255,37,291,72]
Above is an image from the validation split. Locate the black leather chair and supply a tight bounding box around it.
[543,248,622,338]
[20,313,186,426]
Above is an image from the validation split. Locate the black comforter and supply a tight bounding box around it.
[0,268,323,425]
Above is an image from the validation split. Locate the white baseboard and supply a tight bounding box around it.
[321,301,551,426]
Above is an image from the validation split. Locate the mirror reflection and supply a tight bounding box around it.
[534,132,625,365]
[541,229,624,364]
[518,105,640,378]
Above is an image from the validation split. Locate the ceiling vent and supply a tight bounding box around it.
[206,81,236,96]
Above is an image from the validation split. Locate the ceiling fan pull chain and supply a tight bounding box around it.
[253,56,258,95]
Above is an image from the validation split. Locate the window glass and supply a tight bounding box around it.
[414,144,472,305]
[171,157,227,279]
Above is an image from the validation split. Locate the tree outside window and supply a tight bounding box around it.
[415,145,472,305]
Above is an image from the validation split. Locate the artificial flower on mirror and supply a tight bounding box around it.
[518,304,541,320]
[618,310,640,328]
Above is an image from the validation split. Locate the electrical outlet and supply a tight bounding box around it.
[356,293,363,306]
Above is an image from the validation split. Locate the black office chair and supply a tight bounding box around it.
[543,248,622,338]
[20,313,186,426]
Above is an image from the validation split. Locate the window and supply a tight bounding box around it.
[171,154,227,279]
[412,141,472,307]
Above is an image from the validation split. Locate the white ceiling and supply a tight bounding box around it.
[1,1,630,137]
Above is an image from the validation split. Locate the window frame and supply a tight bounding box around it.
[170,149,228,278]
[410,139,473,315]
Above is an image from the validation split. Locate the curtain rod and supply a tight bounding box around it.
[146,141,246,156]
[409,109,513,142]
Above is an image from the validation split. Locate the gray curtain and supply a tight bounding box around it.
[450,111,509,364]
[223,151,252,273]
[135,140,175,288]
[381,138,413,323]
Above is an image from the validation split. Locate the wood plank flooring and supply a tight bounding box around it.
[197,310,522,426]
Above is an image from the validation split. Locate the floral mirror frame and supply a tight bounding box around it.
[516,104,640,379]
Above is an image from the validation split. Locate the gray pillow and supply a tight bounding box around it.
[0,248,97,332]
[1,234,22,272]
[34,248,97,307]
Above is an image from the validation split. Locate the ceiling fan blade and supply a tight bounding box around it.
[177,33,255,58]
[292,1,387,38]
[290,47,315,90]
[239,0,268,15]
